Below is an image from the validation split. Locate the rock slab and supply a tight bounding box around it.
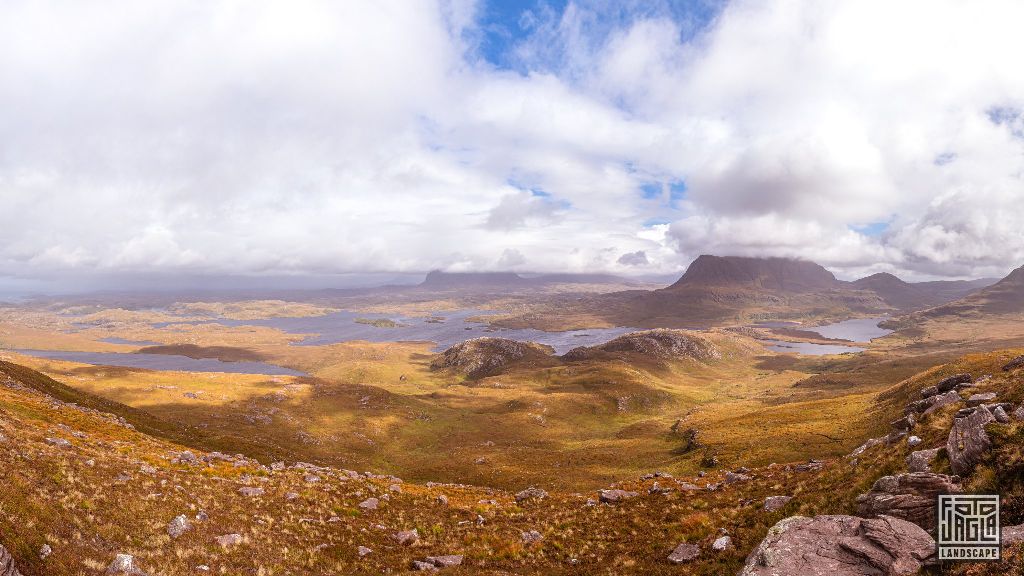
[947,404,995,476]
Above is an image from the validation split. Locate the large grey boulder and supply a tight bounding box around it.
[947,404,995,476]
[922,391,962,416]
[856,473,962,530]
[0,543,23,576]
[1002,355,1024,372]
[740,515,935,576]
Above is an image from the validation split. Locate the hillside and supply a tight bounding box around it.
[851,272,993,311]
[4,350,1024,574]
[668,255,840,292]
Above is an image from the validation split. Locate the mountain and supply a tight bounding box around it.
[919,263,1024,318]
[418,270,527,290]
[851,272,994,311]
[668,255,840,292]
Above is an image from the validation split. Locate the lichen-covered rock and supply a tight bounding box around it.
[106,554,147,575]
[763,495,793,512]
[667,542,700,564]
[394,529,419,546]
[562,329,720,362]
[514,486,548,503]
[966,392,997,407]
[922,390,962,416]
[906,448,941,473]
[598,489,638,503]
[0,543,23,576]
[947,404,995,476]
[167,514,190,538]
[431,338,552,379]
[740,515,934,576]
[856,472,962,529]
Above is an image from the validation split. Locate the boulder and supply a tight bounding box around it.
[993,405,1011,423]
[906,448,941,473]
[936,374,972,393]
[922,390,962,416]
[712,535,732,551]
[740,515,934,576]
[725,472,752,484]
[394,529,419,546]
[947,405,995,476]
[521,530,544,545]
[919,386,939,399]
[907,436,922,447]
[1004,524,1024,546]
[106,554,146,575]
[45,437,71,448]
[0,543,23,576]
[1014,405,1024,421]
[1002,355,1024,372]
[238,487,264,497]
[966,392,997,407]
[598,489,638,503]
[763,496,793,512]
[358,497,379,510]
[856,472,962,529]
[514,487,548,503]
[167,514,190,538]
[667,542,700,564]
[357,546,372,557]
[424,555,463,568]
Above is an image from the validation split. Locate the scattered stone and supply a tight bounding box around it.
[39,544,51,560]
[907,435,921,447]
[270,461,285,471]
[139,465,157,475]
[1014,405,1024,421]
[357,546,373,557]
[514,487,548,503]
[906,448,941,473]
[196,566,210,572]
[993,405,1011,423]
[106,554,146,575]
[849,436,884,457]
[216,534,243,547]
[358,497,379,510]
[1002,355,1024,372]
[389,483,402,493]
[725,471,752,484]
[167,514,191,538]
[521,530,544,545]
[740,515,934,576]
[919,386,938,399]
[667,542,701,564]
[424,555,463,568]
[285,492,300,501]
[793,459,824,472]
[174,451,198,465]
[598,489,638,503]
[85,459,95,466]
[966,392,997,407]
[238,487,264,497]
[436,494,448,505]
[856,472,962,529]
[394,529,419,546]
[763,496,793,512]
[45,437,71,448]
[947,404,996,476]
[712,535,732,552]
[304,474,321,483]
[937,373,972,393]
[195,510,208,522]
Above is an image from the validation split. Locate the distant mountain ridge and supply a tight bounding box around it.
[417,270,640,290]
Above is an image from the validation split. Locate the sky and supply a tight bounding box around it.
[2,0,1024,293]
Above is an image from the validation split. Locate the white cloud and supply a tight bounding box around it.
[1,0,1023,284]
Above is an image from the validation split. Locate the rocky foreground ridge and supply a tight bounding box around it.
[2,353,1024,574]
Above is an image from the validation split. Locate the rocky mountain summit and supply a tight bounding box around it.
[429,337,554,379]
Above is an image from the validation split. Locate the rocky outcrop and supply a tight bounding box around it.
[947,405,996,476]
[667,542,700,564]
[514,487,548,503]
[763,496,792,512]
[740,515,935,576]
[1003,355,1024,372]
[598,489,638,503]
[921,391,962,416]
[936,373,972,393]
[856,473,962,529]
[431,338,552,379]
[0,543,23,576]
[562,329,720,362]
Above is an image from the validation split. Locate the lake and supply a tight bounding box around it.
[763,316,892,356]
[14,349,307,376]
[153,309,638,355]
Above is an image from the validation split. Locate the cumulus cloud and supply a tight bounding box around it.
[1,0,1023,284]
